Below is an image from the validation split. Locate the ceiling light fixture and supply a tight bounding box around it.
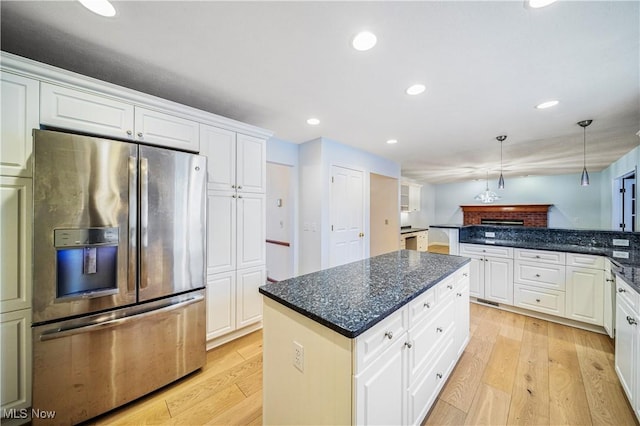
[352,31,377,51]
[497,135,507,189]
[536,100,559,109]
[386,139,398,144]
[78,0,116,17]
[306,118,320,126]
[526,0,558,9]
[578,119,593,186]
[474,171,501,204]
[406,84,426,96]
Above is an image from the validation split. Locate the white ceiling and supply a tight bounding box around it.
[2,1,638,183]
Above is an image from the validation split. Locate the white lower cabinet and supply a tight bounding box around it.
[460,244,513,303]
[0,308,32,413]
[614,275,640,423]
[565,265,604,326]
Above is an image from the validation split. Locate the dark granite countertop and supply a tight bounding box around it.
[615,265,640,295]
[429,224,464,229]
[259,250,470,338]
[400,227,429,234]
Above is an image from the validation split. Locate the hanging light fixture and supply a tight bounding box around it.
[497,135,507,189]
[474,171,501,204]
[577,119,593,186]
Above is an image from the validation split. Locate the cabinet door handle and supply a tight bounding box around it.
[404,341,413,349]
[126,130,133,136]
[238,185,243,189]
[618,288,626,293]
[536,299,541,303]
[137,132,143,138]
[436,373,443,379]
[535,255,541,259]
[447,284,453,290]
[384,331,393,340]
[535,274,541,278]
[463,273,468,277]
[231,184,236,189]
[457,292,462,297]
[232,194,237,198]
[436,327,443,333]
[628,316,638,326]
[424,302,431,309]
[605,278,615,282]
[237,195,243,199]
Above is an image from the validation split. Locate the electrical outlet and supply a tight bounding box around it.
[613,250,630,259]
[613,239,630,247]
[292,341,304,372]
[485,232,495,238]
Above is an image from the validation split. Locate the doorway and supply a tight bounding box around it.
[614,170,636,232]
[266,162,294,281]
[329,165,364,267]
[370,173,399,256]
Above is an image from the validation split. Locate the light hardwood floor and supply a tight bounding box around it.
[88,303,638,426]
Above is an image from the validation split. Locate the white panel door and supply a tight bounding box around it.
[566,266,604,325]
[330,165,364,267]
[207,190,236,274]
[134,106,199,152]
[1,308,32,413]
[40,82,134,140]
[467,256,484,298]
[236,133,266,193]
[237,193,266,269]
[200,124,236,191]
[0,177,32,313]
[1,73,39,177]
[615,298,636,403]
[236,266,265,328]
[206,271,236,340]
[484,257,514,304]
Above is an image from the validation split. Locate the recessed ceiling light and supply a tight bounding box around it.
[78,0,116,17]
[306,118,320,126]
[526,0,558,9]
[536,100,559,109]
[406,84,426,96]
[386,139,398,144]
[352,31,377,51]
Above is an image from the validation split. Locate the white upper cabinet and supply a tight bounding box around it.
[200,124,236,190]
[134,106,199,152]
[40,82,134,140]
[236,133,266,193]
[1,73,39,177]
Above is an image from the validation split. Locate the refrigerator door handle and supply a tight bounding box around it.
[38,295,204,341]
[129,155,138,292]
[140,156,149,288]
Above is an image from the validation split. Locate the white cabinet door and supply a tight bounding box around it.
[565,266,604,326]
[236,133,266,193]
[355,336,407,426]
[1,177,32,313]
[615,297,636,403]
[206,271,236,340]
[467,256,483,298]
[417,231,428,251]
[454,271,470,356]
[236,266,265,328]
[134,107,199,152]
[200,124,236,191]
[1,308,32,413]
[484,257,514,304]
[237,193,266,269]
[1,73,39,177]
[408,184,421,212]
[207,190,236,275]
[40,82,134,140]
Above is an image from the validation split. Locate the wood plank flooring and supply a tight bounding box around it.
[87,303,637,425]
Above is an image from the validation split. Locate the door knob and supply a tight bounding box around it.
[359,232,364,238]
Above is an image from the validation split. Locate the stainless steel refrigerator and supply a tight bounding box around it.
[30,129,207,425]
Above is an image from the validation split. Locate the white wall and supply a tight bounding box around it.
[432,172,604,229]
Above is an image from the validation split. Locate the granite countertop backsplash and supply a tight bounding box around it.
[458,225,640,291]
[259,250,470,338]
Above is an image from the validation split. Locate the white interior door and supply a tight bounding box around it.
[330,165,364,267]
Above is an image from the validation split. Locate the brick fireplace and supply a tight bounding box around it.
[460,204,553,227]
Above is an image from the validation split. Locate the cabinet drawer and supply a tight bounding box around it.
[436,275,457,301]
[514,284,565,316]
[514,261,566,290]
[409,287,437,327]
[616,276,639,312]
[460,244,513,259]
[354,307,408,372]
[566,253,605,269]
[408,297,454,379]
[514,248,565,265]
[134,107,199,152]
[455,264,471,283]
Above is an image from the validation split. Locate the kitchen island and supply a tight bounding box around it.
[259,250,471,425]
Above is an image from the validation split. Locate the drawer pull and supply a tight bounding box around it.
[436,373,443,379]
[384,331,393,340]
[536,299,541,303]
[436,327,443,333]
[457,292,462,297]
[535,255,541,259]
[137,132,143,138]
[606,278,615,282]
[447,284,453,290]
[404,341,413,349]
[628,316,638,326]
[535,274,541,278]
[424,302,431,309]
[463,273,468,277]
[618,288,626,293]
[126,130,133,136]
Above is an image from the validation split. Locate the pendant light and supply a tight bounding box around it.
[497,135,507,189]
[474,171,501,204]
[578,119,593,186]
